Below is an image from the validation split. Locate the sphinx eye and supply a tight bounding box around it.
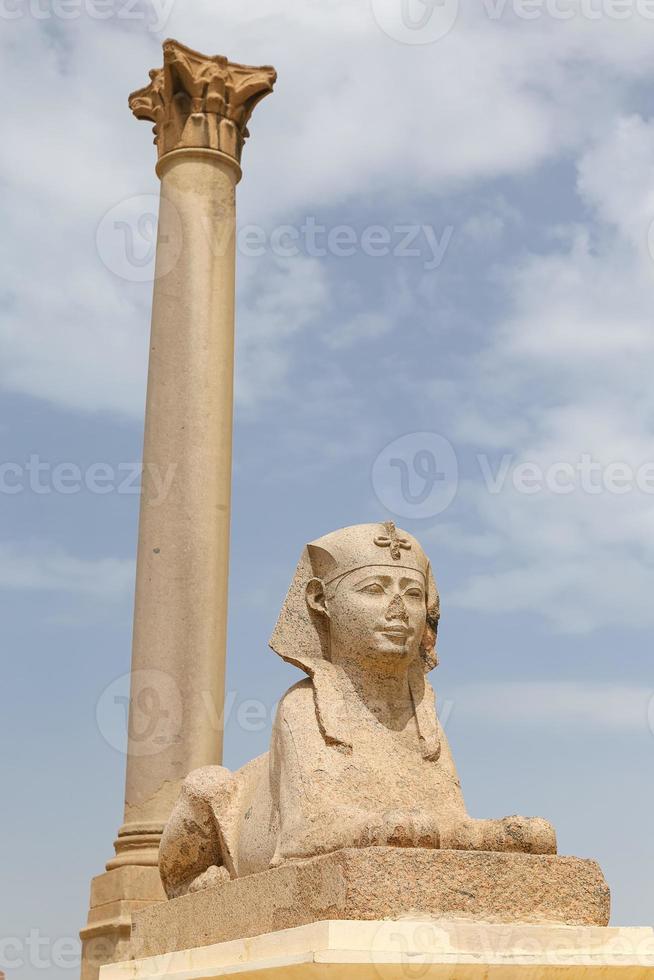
[404,587,423,598]
[358,582,385,595]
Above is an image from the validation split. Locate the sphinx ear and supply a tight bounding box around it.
[419,563,440,672]
[306,577,329,618]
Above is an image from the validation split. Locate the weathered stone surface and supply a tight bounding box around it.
[160,523,560,900]
[81,867,166,980]
[131,847,610,959]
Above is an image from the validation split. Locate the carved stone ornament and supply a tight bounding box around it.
[128,38,277,166]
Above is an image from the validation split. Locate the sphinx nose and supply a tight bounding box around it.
[385,593,408,622]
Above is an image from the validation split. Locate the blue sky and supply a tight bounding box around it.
[2,1,654,976]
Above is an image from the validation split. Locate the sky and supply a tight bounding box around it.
[1,0,654,976]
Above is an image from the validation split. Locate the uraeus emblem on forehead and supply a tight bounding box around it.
[373,521,412,561]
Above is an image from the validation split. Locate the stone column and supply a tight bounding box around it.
[80,39,276,980]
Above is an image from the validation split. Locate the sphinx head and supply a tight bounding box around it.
[270,522,441,757]
[304,525,435,675]
[271,521,440,673]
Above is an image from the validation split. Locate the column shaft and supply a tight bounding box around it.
[109,150,238,868]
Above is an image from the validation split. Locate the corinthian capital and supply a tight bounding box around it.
[129,39,276,168]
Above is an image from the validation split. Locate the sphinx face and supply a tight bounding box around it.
[324,564,427,671]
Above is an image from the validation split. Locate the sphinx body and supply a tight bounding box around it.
[159,523,556,898]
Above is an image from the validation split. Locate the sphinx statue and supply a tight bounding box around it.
[159,522,556,898]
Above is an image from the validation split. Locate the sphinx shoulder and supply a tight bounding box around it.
[275,677,314,725]
[274,677,331,752]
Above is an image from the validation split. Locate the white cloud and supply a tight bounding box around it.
[324,312,393,351]
[439,114,654,632]
[0,20,155,417]
[235,255,329,414]
[0,541,134,600]
[3,5,654,418]
[577,114,654,244]
[460,199,520,245]
[2,3,654,636]
[446,681,654,734]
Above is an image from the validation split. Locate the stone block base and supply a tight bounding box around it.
[129,847,610,959]
[102,918,654,979]
[80,865,166,980]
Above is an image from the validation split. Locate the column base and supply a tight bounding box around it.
[80,866,165,980]
[105,823,165,870]
[101,919,654,979]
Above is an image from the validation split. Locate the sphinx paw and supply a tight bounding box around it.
[382,809,440,849]
[499,816,557,854]
[188,864,231,893]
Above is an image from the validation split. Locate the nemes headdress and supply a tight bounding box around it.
[269,521,442,761]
